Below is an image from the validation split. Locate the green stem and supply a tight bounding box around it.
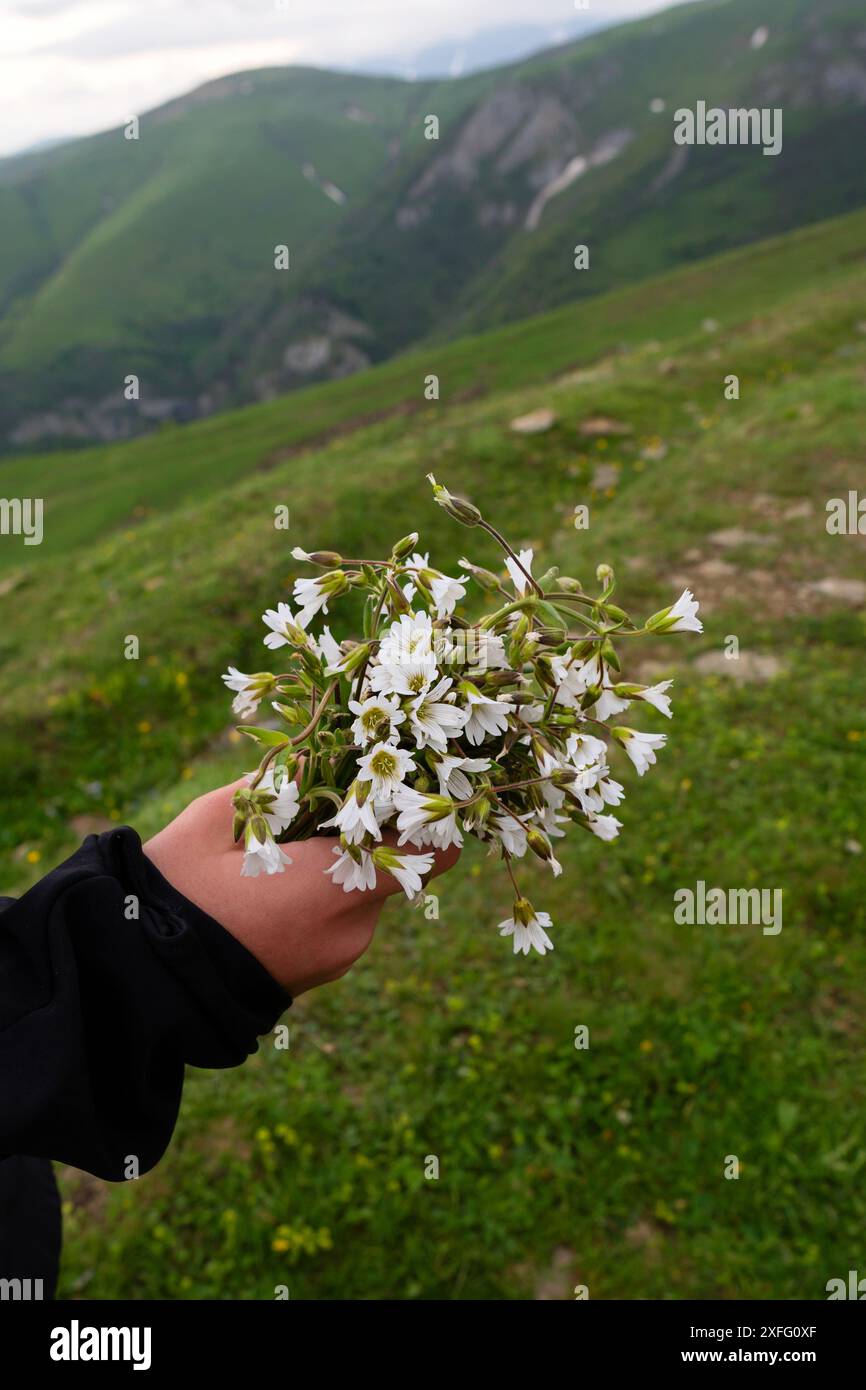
[479,520,544,596]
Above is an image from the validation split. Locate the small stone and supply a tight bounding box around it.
[579,415,633,437]
[694,558,737,578]
[693,651,783,682]
[709,527,766,548]
[0,571,24,597]
[592,463,621,491]
[510,408,557,435]
[807,577,866,607]
[782,500,814,520]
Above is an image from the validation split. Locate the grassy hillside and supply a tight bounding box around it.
[0,210,864,1298]
[2,205,865,577]
[1,0,864,447]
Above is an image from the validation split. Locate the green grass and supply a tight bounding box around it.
[1,0,865,444]
[2,205,866,571]
[1,208,865,1299]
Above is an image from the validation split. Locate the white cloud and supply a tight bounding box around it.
[0,0,679,157]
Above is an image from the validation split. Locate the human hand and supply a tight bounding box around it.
[143,779,459,996]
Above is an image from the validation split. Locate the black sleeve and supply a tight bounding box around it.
[0,827,290,1181]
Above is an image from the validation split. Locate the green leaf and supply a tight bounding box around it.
[237,726,290,747]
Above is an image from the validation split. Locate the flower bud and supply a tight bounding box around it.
[533,655,557,689]
[427,473,482,526]
[556,576,583,593]
[526,828,553,862]
[337,640,373,675]
[600,638,621,672]
[476,669,520,689]
[273,701,307,724]
[386,578,413,614]
[391,532,419,560]
[459,558,500,591]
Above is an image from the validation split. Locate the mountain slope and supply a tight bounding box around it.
[1,208,864,1300]
[1,204,863,577]
[1,0,865,447]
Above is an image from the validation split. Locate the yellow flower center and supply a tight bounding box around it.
[371,749,397,778]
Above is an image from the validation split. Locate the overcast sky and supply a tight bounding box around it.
[0,0,684,158]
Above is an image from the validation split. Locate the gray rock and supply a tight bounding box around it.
[693,651,783,682]
[806,577,866,606]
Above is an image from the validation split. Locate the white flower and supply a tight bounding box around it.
[357,741,415,798]
[251,766,301,834]
[660,589,703,634]
[615,728,667,776]
[293,575,332,625]
[638,680,674,719]
[222,666,265,719]
[550,653,588,708]
[539,805,568,839]
[393,788,463,850]
[369,646,439,697]
[595,684,631,720]
[325,846,377,892]
[498,907,554,956]
[372,845,436,898]
[490,813,530,857]
[241,827,292,877]
[469,629,508,671]
[586,813,622,841]
[520,701,545,723]
[505,547,534,596]
[374,655,439,697]
[315,624,344,671]
[429,573,466,618]
[403,553,466,618]
[565,732,608,768]
[408,677,467,752]
[262,601,310,649]
[462,686,510,746]
[536,749,566,810]
[320,781,382,844]
[434,754,490,800]
[598,776,625,806]
[377,611,435,665]
[348,694,405,747]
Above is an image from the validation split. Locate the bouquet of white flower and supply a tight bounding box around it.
[222,475,702,956]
